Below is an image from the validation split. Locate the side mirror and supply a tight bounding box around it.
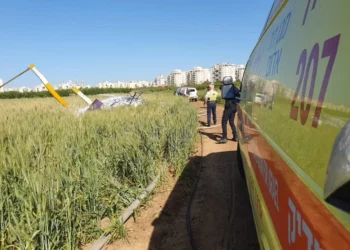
[324,121,350,212]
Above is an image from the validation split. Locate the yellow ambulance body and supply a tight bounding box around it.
[238,0,350,249]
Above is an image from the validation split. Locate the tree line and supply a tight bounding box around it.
[0,81,240,99]
[0,87,170,99]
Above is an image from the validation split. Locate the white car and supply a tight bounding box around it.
[254,93,265,104]
[187,87,198,102]
[175,87,198,102]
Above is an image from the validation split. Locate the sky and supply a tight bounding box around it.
[0,0,273,88]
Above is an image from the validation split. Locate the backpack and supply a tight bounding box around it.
[221,76,236,99]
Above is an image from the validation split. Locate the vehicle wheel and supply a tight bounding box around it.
[237,143,246,179]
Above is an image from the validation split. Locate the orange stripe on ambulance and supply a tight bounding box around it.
[252,142,279,212]
[288,197,322,250]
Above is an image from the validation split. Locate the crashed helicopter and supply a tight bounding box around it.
[0,64,146,115]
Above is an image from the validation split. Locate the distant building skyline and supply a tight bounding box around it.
[0,62,245,92]
[165,62,245,87]
[98,80,154,89]
[0,79,93,93]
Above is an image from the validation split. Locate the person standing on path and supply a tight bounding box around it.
[218,80,241,144]
[204,84,218,127]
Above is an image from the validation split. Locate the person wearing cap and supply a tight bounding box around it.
[204,84,218,127]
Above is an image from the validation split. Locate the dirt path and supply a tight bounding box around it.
[101,103,259,250]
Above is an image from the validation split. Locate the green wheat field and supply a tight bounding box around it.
[0,93,198,249]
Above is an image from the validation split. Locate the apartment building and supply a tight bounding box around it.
[186,70,194,84]
[0,87,26,92]
[167,70,186,87]
[56,82,74,90]
[18,86,32,93]
[98,80,153,89]
[154,75,166,86]
[186,67,211,85]
[98,81,128,88]
[236,64,246,81]
[137,80,153,88]
[211,63,236,82]
[55,80,91,90]
[35,84,47,92]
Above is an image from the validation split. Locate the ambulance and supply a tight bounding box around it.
[237,0,350,249]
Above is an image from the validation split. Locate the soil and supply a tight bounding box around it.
[91,102,259,250]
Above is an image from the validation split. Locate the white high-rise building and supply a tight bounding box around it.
[137,80,152,87]
[186,67,211,85]
[154,75,166,86]
[167,70,186,87]
[18,86,31,93]
[98,81,116,88]
[35,84,47,92]
[55,80,86,90]
[186,70,195,85]
[211,63,236,82]
[98,80,153,89]
[0,80,33,92]
[57,82,74,90]
[0,78,3,92]
[236,64,246,81]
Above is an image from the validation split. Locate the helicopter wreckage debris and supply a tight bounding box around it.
[76,96,144,116]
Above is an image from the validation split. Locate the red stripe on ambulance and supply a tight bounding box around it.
[241,110,350,250]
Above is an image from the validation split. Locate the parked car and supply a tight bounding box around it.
[187,87,198,102]
[254,93,265,104]
[175,87,198,102]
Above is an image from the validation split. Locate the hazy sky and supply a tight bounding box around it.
[0,0,272,87]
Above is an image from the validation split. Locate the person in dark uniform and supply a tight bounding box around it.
[218,82,240,144]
